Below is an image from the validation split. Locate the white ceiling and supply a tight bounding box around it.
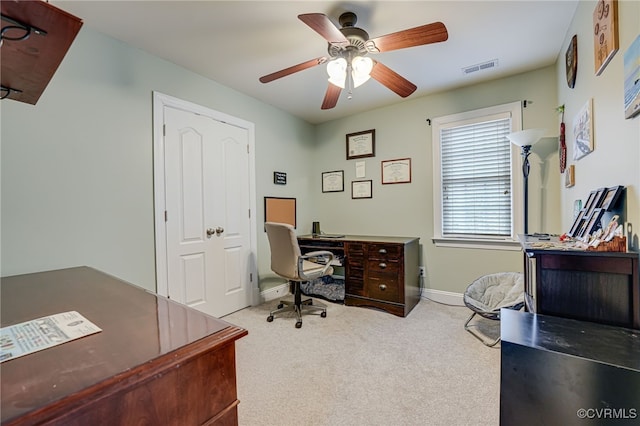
[53,1,579,124]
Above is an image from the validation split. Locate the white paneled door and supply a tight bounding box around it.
[160,103,254,318]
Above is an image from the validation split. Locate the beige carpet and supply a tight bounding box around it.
[223,298,501,426]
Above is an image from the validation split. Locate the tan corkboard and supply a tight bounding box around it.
[264,197,296,228]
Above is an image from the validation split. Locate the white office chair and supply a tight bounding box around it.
[264,222,334,328]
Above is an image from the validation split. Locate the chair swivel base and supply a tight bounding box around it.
[464,312,501,347]
[266,283,327,328]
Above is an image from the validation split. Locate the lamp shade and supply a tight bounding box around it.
[351,56,373,88]
[507,128,546,147]
[327,57,347,89]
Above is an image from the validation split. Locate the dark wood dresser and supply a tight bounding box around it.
[519,235,639,329]
[299,235,420,317]
[500,309,640,425]
[0,267,247,425]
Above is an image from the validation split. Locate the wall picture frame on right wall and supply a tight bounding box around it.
[573,98,594,160]
[623,34,640,119]
[593,0,619,76]
[565,164,575,188]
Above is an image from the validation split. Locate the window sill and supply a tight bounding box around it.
[432,237,522,251]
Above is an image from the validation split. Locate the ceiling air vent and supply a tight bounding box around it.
[462,59,498,75]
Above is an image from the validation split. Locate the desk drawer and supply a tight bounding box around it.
[367,243,402,260]
[367,259,400,274]
[367,277,400,302]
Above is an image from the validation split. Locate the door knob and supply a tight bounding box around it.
[206,227,225,238]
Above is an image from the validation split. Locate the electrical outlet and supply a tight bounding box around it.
[419,266,425,277]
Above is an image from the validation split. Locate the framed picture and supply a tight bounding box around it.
[623,34,640,119]
[566,35,578,88]
[583,190,598,215]
[579,208,605,238]
[573,99,593,160]
[346,129,375,160]
[264,197,296,229]
[591,187,607,211]
[599,185,624,210]
[351,180,372,199]
[564,165,575,188]
[593,0,618,76]
[381,158,411,184]
[568,209,587,237]
[322,170,344,193]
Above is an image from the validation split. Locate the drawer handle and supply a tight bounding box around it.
[379,284,387,291]
[379,262,387,269]
[379,248,387,254]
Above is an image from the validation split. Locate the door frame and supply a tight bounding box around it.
[152,91,259,306]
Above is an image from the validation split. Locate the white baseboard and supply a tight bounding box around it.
[421,288,464,306]
[260,282,290,302]
[261,283,463,306]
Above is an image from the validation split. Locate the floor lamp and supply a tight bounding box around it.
[507,128,546,235]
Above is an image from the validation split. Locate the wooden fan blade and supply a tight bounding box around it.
[259,57,327,83]
[370,61,417,98]
[298,13,349,44]
[368,22,448,53]
[321,83,342,110]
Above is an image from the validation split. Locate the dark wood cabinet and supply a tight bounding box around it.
[519,235,640,329]
[1,267,247,425]
[500,309,640,426]
[1,0,83,104]
[299,235,420,317]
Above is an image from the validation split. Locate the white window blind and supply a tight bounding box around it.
[440,114,513,237]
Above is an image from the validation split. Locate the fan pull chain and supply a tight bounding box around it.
[347,62,353,100]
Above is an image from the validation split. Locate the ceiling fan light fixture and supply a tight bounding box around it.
[351,56,373,88]
[327,57,347,88]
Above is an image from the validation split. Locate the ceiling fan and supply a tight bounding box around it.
[259,12,448,110]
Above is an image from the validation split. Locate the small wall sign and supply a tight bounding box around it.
[273,171,287,185]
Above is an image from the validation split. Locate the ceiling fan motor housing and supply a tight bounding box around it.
[329,14,369,58]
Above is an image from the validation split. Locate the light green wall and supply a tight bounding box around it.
[314,66,560,294]
[556,0,640,246]
[2,2,638,298]
[1,28,316,290]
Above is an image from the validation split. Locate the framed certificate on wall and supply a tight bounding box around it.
[346,129,375,160]
[322,170,344,193]
[381,158,411,184]
[352,180,372,199]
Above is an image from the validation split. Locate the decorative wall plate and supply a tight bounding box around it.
[565,35,578,88]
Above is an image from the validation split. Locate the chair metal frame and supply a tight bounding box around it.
[463,273,524,347]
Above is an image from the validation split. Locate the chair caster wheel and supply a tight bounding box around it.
[320,311,327,318]
[295,321,302,329]
[277,303,284,309]
[267,315,274,322]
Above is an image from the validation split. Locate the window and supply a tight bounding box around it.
[432,102,523,249]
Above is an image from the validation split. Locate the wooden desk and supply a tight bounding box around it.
[0,267,247,425]
[298,235,420,317]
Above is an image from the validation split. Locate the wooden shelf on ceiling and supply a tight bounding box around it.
[1,0,83,105]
